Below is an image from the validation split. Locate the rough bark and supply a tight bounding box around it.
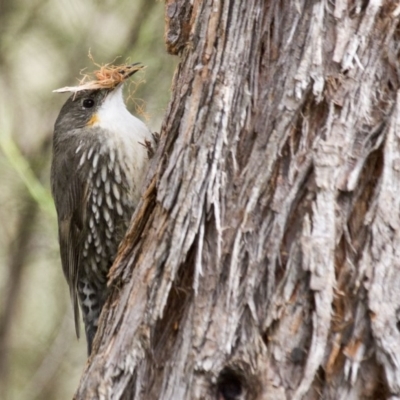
[75,0,400,399]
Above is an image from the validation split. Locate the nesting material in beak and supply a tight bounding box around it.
[53,63,144,93]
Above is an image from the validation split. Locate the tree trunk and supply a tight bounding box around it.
[75,1,400,399]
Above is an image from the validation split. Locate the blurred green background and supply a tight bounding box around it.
[0,1,176,399]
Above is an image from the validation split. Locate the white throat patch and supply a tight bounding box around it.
[96,85,150,142]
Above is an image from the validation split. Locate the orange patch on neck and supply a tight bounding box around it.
[87,114,99,126]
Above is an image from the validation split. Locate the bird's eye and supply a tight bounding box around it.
[82,98,95,108]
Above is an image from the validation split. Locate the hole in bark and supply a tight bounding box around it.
[396,308,400,332]
[317,365,326,382]
[217,368,243,400]
[291,347,306,364]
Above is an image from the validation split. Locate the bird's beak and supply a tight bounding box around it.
[119,63,144,80]
[110,63,144,91]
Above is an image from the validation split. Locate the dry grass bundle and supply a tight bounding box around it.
[53,63,144,93]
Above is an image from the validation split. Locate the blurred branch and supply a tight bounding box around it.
[0,192,38,399]
[0,135,55,217]
[122,0,158,53]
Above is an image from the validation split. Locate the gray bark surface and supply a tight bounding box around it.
[75,1,400,399]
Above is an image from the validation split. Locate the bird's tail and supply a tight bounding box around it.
[78,278,107,355]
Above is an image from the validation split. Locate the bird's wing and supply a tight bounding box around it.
[51,150,88,338]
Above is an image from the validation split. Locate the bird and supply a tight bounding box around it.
[51,63,153,354]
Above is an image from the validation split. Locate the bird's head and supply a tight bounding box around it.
[54,63,143,132]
